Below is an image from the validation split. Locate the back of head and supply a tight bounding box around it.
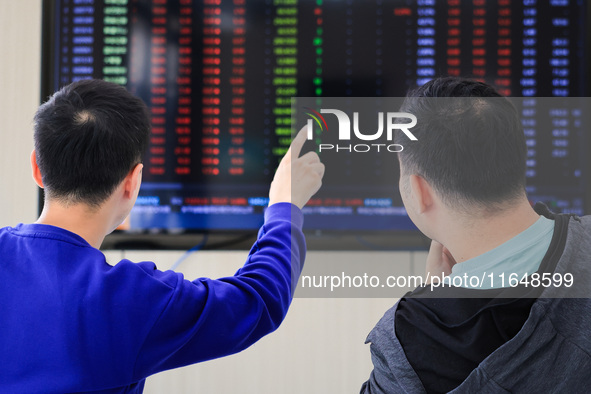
[396,77,526,212]
[34,79,150,208]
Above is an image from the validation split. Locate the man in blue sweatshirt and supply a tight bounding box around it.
[361,77,591,393]
[0,79,324,392]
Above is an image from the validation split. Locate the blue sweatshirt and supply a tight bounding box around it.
[0,203,305,393]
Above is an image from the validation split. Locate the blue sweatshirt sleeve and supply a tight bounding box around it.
[132,202,305,379]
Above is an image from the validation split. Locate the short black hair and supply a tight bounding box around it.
[396,77,526,210]
[34,79,150,207]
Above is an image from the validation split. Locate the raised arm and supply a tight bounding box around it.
[130,126,324,379]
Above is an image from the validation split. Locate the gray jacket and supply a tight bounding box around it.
[361,213,591,393]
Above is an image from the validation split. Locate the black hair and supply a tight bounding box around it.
[396,77,526,210]
[34,79,150,208]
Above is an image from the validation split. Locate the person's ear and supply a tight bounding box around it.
[30,150,44,188]
[409,174,435,214]
[122,163,143,200]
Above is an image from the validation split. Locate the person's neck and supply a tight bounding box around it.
[36,200,112,249]
[439,198,541,264]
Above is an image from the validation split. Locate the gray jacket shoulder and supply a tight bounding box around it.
[360,304,426,394]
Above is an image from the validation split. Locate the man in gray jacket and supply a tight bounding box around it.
[361,77,591,393]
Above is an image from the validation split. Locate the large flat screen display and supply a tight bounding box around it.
[41,0,590,248]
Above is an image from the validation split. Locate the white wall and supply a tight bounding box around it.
[0,2,424,392]
[0,0,42,226]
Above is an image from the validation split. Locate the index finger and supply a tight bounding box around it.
[285,125,309,160]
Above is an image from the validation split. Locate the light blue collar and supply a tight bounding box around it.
[447,216,554,289]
